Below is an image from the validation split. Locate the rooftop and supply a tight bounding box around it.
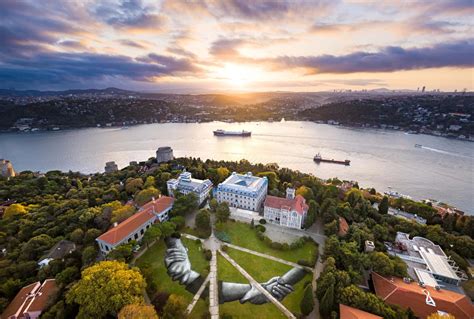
[1,279,58,319]
[218,172,267,192]
[168,171,212,193]
[264,194,308,215]
[372,273,474,319]
[98,196,174,245]
[339,304,382,319]
[41,240,76,260]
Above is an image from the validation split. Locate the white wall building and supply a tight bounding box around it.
[167,171,213,205]
[96,196,174,255]
[214,172,268,212]
[263,188,308,229]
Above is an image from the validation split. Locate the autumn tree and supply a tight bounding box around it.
[135,187,160,206]
[3,203,27,219]
[125,178,143,194]
[427,313,455,319]
[66,261,146,318]
[118,303,158,319]
[162,294,186,319]
[111,205,136,224]
[216,167,230,183]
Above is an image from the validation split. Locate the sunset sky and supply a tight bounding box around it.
[1,0,473,92]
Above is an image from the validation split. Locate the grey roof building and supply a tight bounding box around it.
[167,170,213,205]
[38,240,76,267]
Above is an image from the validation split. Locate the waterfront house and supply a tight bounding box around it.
[372,272,474,319]
[96,196,174,255]
[167,170,213,205]
[1,279,58,319]
[214,172,268,212]
[263,188,308,229]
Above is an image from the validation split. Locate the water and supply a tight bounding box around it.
[0,121,473,213]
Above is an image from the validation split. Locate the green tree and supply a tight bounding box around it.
[209,198,218,211]
[158,222,176,238]
[125,178,143,194]
[70,228,84,244]
[216,202,230,223]
[144,176,156,189]
[81,246,97,266]
[171,193,199,217]
[319,277,335,316]
[162,294,186,319]
[142,224,162,247]
[111,205,136,224]
[195,209,211,237]
[135,187,160,206]
[369,252,394,276]
[3,203,27,219]
[379,196,389,214]
[296,186,314,201]
[300,284,314,316]
[66,261,145,319]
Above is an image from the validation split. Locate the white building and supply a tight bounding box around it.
[96,196,174,255]
[167,170,213,205]
[214,172,268,212]
[263,188,308,229]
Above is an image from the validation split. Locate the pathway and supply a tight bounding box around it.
[186,273,210,315]
[219,249,297,319]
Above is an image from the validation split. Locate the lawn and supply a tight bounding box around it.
[218,248,313,318]
[136,237,209,319]
[219,220,318,263]
[217,253,286,319]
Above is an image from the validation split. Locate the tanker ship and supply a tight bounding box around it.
[313,153,350,166]
[213,129,251,137]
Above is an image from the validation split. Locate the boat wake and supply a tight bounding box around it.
[420,146,473,159]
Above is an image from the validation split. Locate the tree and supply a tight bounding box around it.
[171,193,199,217]
[144,176,156,189]
[108,243,134,262]
[216,202,230,223]
[81,246,97,266]
[158,222,176,238]
[70,228,84,244]
[142,224,162,247]
[319,277,335,316]
[296,186,314,201]
[379,196,389,214]
[118,304,158,319]
[125,178,143,194]
[195,209,211,237]
[427,313,455,319]
[135,187,160,206]
[324,220,338,236]
[162,294,186,319]
[3,203,27,219]
[111,205,136,224]
[66,261,146,319]
[209,198,218,211]
[300,284,314,316]
[216,167,230,183]
[369,252,394,276]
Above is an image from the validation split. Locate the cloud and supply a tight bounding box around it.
[267,40,474,74]
[118,39,147,49]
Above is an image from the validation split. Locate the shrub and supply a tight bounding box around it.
[259,219,267,224]
[151,291,170,315]
[256,231,265,241]
[297,259,313,267]
[203,249,212,261]
[282,243,290,251]
[271,242,283,250]
[255,225,266,233]
[195,238,201,245]
[215,231,231,243]
[221,244,228,252]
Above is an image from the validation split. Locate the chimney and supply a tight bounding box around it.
[286,188,295,200]
[113,222,118,228]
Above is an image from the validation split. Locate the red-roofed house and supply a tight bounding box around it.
[338,217,349,237]
[1,279,58,319]
[96,196,174,254]
[372,272,474,319]
[339,304,382,319]
[263,188,308,229]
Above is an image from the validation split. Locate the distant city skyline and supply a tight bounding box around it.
[1,0,473,92]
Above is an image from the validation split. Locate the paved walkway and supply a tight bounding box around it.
[219,249,296,319]
[225,242,313,272]
[209,249,219,318]
[186,273,211,315]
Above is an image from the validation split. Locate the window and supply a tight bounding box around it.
[141,229,144,235]
[134,233,139,240]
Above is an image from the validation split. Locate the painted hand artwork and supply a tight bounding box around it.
[164,236,306,305]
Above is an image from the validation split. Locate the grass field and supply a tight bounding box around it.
[219,220,318,263]
[217,248,313,318]
[136,238,209,319]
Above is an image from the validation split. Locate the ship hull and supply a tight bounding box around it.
[314,158,350,166]
[213,130,251,137]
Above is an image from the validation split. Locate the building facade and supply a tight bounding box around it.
[104,161,118,173]
[167,170,213,205]
[96,196,174,255]
[214,172,268,212]
[156,146,174,163]
[263,188,308,229]
[0,159,16,178]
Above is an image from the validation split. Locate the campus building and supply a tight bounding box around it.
[372,272,474,319]
[263,188,308,229]
[389,232,467,287]
[214,172,268,212]
[96,196,174,255]
[1,279,58,319]
[167,170,213,205]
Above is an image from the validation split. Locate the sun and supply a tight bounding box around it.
[217,63,264,88]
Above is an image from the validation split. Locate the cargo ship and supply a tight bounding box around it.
[213,129,251,137]
[313,153,350,166]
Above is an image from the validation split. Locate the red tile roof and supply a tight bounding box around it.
[372,272,474,319]
[97,196,174,245]
[339,304,382,319]
[338,217,349,236]
[264,194,308,215]
[1,279,58,319]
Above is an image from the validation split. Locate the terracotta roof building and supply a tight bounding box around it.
[338,217,349,236]
[1,279,58,319]
[264,188,308,229]
[339,304,382,319]
[372,272,474,319]
[96,196,174,255]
